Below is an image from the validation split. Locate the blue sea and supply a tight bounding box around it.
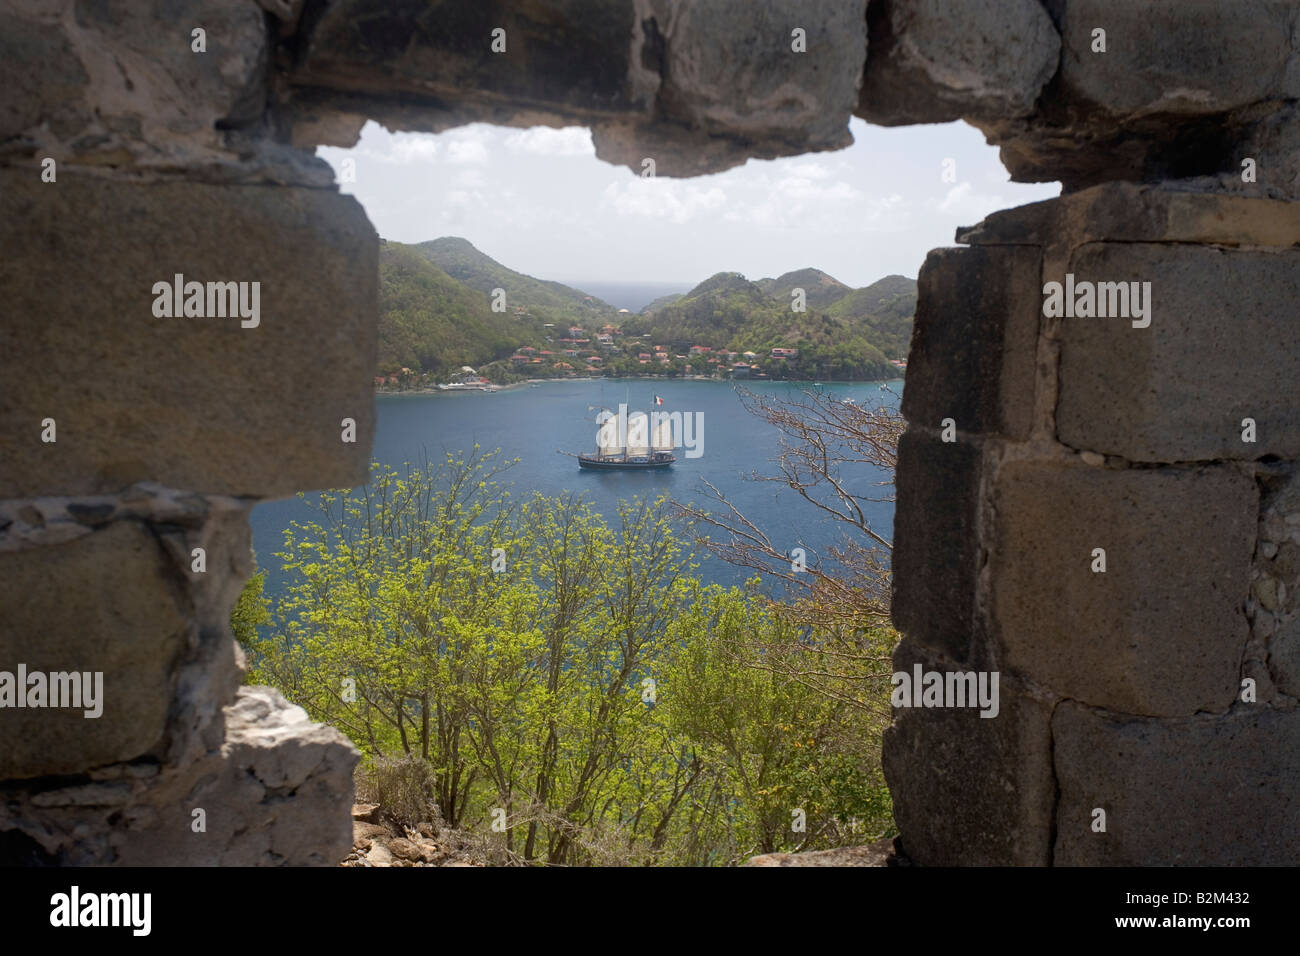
[250,378,902,599]
[557,280,692,313]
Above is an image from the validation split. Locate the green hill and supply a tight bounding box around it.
[378,242,534,377]
[375,236,915,385]
[413,237,619,326]
[641,292,684,314]
[619,268,916,380]
[824,275,917,358]
[755,268,853,311]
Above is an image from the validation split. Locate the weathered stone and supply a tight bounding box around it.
[0,12,90,146]
[160,503,253,766]
[591,0,868,176]
[256,0,307,28]
[1054,0,1296,118]
[1056,244,1300,462]
[1271,617,1300,697]
[108,687,359,865]
[891,430,981,662]
[1,1,268,166]
[902,245,1041,441]
[974,1,1300,192]
[957,182,1300,251]
[990,461,1254,715]
[0,170,376,498]
[859,0,1059,125]
[882,643,1055,866]
[290,0,647,132]
[1053,702,1300,865]
[388,837,424,862]
[0,522,187,779]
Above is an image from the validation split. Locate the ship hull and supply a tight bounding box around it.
[578,455,675,470]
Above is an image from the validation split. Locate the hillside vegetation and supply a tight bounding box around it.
[375,237,916,383]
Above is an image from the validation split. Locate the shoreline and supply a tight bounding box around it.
[378,375,906,397]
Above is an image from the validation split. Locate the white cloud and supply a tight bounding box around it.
[601,179,728,224]
[783,161,834,180]
[933,181,1009,219]
[503,126,594,157]
[357,131,440,165]
[446,137,489,164]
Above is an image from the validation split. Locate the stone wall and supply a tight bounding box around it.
[889,185,1300,865]
[1,0,1297,864]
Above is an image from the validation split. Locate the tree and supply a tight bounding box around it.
[239,446,898,864]
[673,384,904,716]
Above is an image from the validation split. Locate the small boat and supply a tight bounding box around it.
[437,365,498,391]
[576,405,677,470]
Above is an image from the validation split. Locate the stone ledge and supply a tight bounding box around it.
[0,686,359,865]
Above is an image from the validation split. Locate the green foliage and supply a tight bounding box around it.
[241,453,894,865]
[621,269,915,380]
[231,564,270,685]
[414,236,619,328]
[377,243,527,377]
[824,274,917,359]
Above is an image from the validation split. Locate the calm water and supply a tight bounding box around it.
[250,378,902,597]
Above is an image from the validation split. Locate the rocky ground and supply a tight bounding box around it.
[343,803,905,867]
[342,804,489,867]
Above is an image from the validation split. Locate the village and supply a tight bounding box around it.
[375,319,908,391]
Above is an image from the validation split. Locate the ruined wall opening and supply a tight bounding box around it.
[2,0,1297,870]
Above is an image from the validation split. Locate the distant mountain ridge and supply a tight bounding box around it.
[755,268,852,311]
[414,237,618,322]
[620,265,916,378]
[375,236,916,383]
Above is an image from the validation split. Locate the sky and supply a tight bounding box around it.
[318,117,1060,289]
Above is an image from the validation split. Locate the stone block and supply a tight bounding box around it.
[1055,243,1300,462]
[957,184,1300,251]
[1053,702,1300,865]
[990,461,1255,715]
[891,430,982,662]
[0,170,377,498]
[902,245,1041,441]
[108,687,360,865]
[1,1,268,164]
[592,0,868,175]
[882,642,1054,865]
[295,0,646,119]
[859,0,1059,125]
[0,522,188,780]
[1055,0,1297,117]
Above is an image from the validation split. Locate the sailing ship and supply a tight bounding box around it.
[577,401,677,470]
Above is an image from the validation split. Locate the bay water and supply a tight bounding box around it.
[250,378,902,599]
